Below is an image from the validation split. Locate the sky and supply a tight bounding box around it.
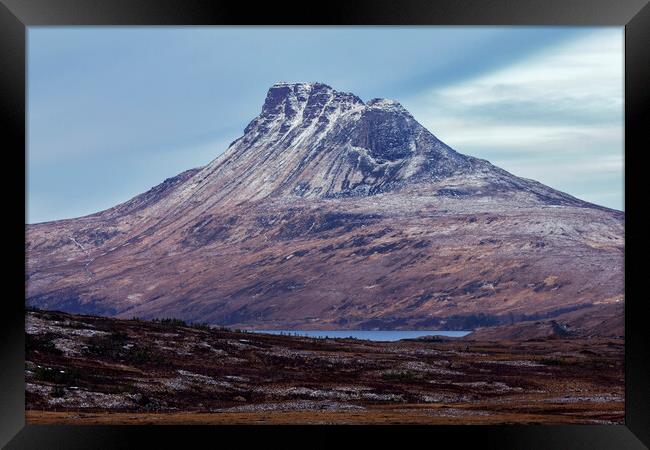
[27,27,624,223]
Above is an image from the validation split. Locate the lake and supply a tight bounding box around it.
[250,330,470,341]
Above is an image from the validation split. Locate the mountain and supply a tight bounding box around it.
[26,82,624,331]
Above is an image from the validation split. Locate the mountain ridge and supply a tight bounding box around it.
[31,81,617,226]
[26,82,624,330]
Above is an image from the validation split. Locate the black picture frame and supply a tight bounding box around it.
[2,0,648,448]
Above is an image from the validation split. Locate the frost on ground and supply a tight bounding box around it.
[25,310,624,424]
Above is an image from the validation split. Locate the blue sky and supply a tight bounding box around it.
[27,27,624,223]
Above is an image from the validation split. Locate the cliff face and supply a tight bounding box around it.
[26,82,624,330]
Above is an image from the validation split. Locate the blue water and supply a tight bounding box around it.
[250,330,470,341]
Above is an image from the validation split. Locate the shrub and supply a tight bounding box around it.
[153,318,187,327]
[86,333,164,365]
[26,333,62,355]
[86,335,123,358]
[50,385,66,398]
[134,393,150,406]
[381,370,418,381]
[109,331,129,342]
[125,345,163,364]
[34,366,81,385]
[190,322,212,331]
[540,357,572,366]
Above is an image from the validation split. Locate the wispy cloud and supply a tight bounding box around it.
[404,28,623,210]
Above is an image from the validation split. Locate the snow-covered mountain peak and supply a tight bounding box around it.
[261,82,364,118]
[187,82,597,206]
[367,98,410,115]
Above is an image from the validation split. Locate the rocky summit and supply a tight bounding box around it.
[26,82,624,332]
